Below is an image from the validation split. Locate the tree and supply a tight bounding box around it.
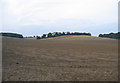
[41,34,47,38]
[0,33,23,38]
[38,32,92,39]
[66,32,70,35]
[58,32,62,36]
[98,32,120,39]
[36,36,41,39]
[62,32,65,35]
[55,32,59,37]
[47,33,53,37]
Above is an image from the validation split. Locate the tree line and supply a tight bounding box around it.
[1,32,119,39]
[0,33,23,38]
[99,32,120,39]
[36,32,91,39]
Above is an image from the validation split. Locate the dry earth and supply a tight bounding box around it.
[2,35,118,81]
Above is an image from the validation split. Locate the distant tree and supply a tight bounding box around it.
[38,32,92,39]
[98,34,101,37]
[99,32,120,39]
[66,32,70,35]
[62,32,65,35]
[55,32,59,37]
[0,33,23,38]
[41,34,47,38]
[36,36,41,39]
[47,33,53,37]
[58,32,62,36]
[70,32,74,35]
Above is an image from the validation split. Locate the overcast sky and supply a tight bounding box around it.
[0,0,119,36]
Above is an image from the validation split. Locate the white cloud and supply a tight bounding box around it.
[1,0,119,33]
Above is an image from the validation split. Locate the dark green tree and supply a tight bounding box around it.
[41,34,47,38]
[47,33,53,37]
[36,36,41,39]
[0,33,23,38]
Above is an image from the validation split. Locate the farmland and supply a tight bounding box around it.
[2,35,118,81]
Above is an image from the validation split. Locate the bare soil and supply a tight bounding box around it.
[2,36,118,81]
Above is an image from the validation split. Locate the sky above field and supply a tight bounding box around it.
[0,0,119,36]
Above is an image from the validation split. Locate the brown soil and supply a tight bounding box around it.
[2,36,118,81]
